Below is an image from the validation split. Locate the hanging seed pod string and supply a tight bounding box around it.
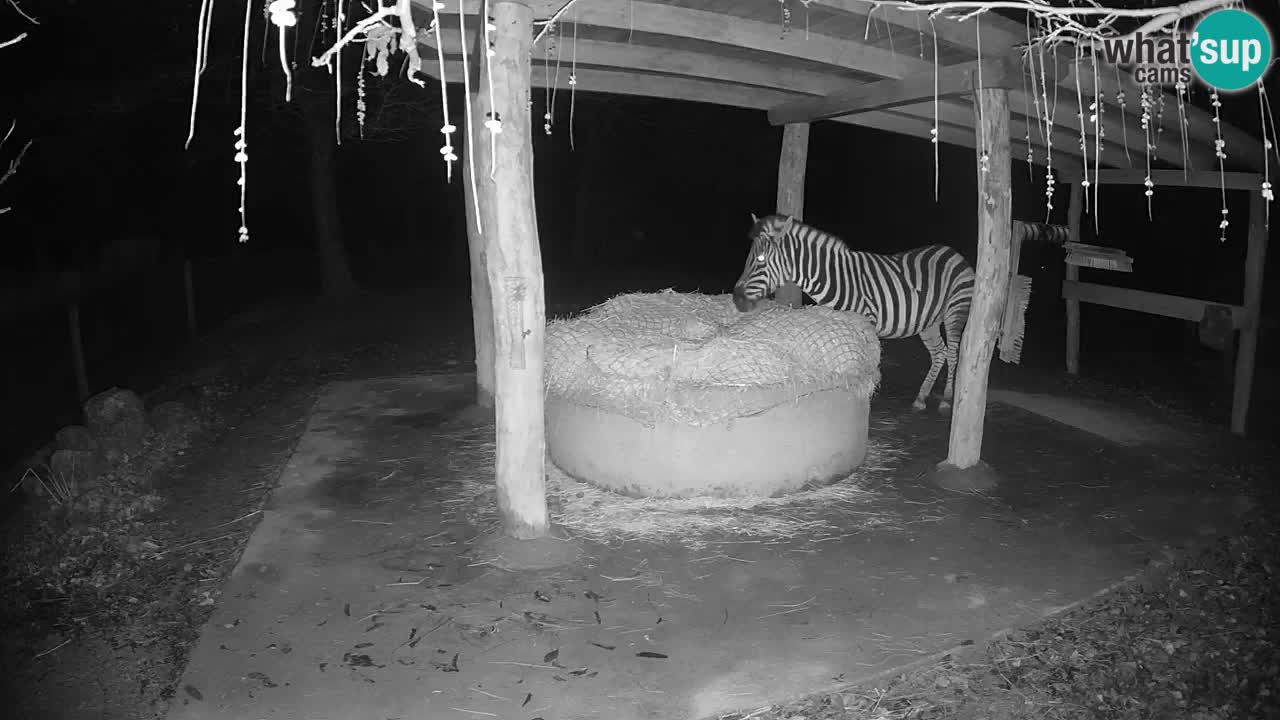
[975,16,989,186]
[569,14,579,152]
[543,21,556,136]
[1114,64,1131,166]
[1037,26,1057,217]
[1211,90,1229,243]
[1073,44,1089,213]
[421,0,456,179]
[1140,84,1154,221]
[356,49,368,139]
[333,0,345,144]
[483,0,501,178]
[1025,17,1046,168]
[459,0,482,233]
[234,0,253,244]
[930,16,939,201]
[1090,46,1102,233]
[1259,82,1274,227]
[1021,46,1033,181]
[1172,19,1190,174]
[185,0,215,150]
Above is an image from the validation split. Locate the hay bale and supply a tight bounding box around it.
[546,290,880,427]
[545,291,881,498]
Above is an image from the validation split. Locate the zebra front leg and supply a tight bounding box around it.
[913,328,946,412]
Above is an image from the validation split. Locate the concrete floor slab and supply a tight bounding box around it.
[166,375,1249,720]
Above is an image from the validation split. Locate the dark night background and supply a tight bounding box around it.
[2,0,1279,467]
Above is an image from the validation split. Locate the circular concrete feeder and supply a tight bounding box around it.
[547,386,869,498]
[544,292,880,499]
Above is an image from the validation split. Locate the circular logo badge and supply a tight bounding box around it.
[1191,9,1273,92]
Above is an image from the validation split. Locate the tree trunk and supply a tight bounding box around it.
[305,119,358,296]
[463,133,497,406]
[945,87,1012,470]
[470,0,549,539]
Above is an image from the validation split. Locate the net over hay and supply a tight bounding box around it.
[545,291,881,498]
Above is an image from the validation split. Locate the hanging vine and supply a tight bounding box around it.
[182,0,1274,244]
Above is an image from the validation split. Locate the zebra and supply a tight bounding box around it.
[732,214,1068,414]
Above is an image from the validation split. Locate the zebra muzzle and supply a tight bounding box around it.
[731,285,758,312]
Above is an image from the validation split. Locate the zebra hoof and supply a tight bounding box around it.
[937,401,952,416]
[911,400,928,412]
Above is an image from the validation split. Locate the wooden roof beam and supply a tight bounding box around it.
[1055,167,1263,191]
[809,1,1024,56]
[886,98,1134,170]
[422,57,1117,170]
[423,1,1258,170]
[422,27,851,98]
[424,24,1201,168]
[767,57,1026,125]
[436,0,917,79]
[1050,47,1264,172]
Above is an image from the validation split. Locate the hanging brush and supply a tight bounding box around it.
[1064,242,1134,272]
[1000,274,1033,364]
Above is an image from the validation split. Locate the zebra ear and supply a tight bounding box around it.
[779,215,795,233]
[750,212,759,224]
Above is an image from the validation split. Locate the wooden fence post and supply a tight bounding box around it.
[1231,189,1269,435]
[774,122,809,309]
[1065,183,1084,375]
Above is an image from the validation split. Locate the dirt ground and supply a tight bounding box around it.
[1,279,1276,720]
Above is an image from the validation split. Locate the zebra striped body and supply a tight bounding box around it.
[733,214,975,413]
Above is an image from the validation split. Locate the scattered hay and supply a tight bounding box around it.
[439,415,909,551]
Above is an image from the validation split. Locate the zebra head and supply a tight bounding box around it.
[733,213,796,312]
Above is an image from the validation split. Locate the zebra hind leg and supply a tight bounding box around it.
[913,327,947,412]
[937,308,966,415]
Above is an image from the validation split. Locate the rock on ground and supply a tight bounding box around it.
[84,387,150,460]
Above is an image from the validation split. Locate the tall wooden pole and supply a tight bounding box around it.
[945,87,1012,471]
[462,13,497,407]
[774,123,809,309]
[471,0,549,539]
[1231,189,1268,435]
[1064,182,1084,375]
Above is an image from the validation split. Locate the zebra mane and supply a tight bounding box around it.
[775,216,853,255]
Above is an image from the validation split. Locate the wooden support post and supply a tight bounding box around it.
[1065,183,1084,375]
[68,302,89,403]
[938,87,1011,487]
[462,15,497,408]
[472,0,550,540]
[183,258,198,339]
[1231,190,1268,435]
[774,122,808,309]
